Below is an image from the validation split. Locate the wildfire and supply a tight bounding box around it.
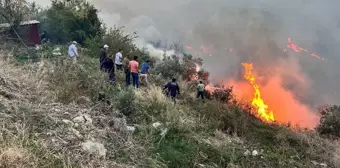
[190,63,201,81]
[242,63,275,122]
[286,37,325,60]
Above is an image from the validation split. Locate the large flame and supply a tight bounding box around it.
[190,63,201,81]
[242,63,275,122]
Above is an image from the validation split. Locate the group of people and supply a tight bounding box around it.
[68,41,206,102]
[98,45,150,88]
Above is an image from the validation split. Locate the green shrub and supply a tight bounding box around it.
[115,87,136,117]
[154,54,209,82]
[317,105,340,138]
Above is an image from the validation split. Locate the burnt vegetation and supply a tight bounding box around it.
[0,0,339,168]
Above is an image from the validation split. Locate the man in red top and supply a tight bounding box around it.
[129,56,139,88]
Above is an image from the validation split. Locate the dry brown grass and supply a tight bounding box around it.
[0,53,162,167]
[0,147,27,168]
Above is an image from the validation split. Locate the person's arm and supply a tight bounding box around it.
[73,46,79,56]
[163,82,169,90]
[147,65,150,75]
[137,63,140,73]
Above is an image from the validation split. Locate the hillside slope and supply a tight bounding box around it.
[0,49,339,168]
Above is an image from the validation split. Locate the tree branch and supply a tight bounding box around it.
[0,0,28,48]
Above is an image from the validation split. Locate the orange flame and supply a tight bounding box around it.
[190,63,201,81]
[286,37,325,60]
[242,63,275,122]
[205,84,215,93]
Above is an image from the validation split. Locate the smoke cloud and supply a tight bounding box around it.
[34,0,340,128]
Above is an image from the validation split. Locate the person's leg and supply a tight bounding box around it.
[171,93,176,104]
[172,96,176,104]
[139,74,144,85]
[73,56,77,64]
[125,69,131,86]
[145,74,149,86]
[140,74,147,86]
[131,72,136,88]
[200,91,204,99]
[109,70,116,84]
[116,64,122,70]
[196,91,200,98]
[100,58,103,70]
[135,73,139,88]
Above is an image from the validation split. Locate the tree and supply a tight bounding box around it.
[0,0,33,47]
[40,0,104,44]
[0,0,28,25]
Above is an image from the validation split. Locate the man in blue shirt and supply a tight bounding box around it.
[140,60,150,86]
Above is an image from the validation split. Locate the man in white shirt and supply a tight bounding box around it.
[68,41,78,63]
[115,49,123,70]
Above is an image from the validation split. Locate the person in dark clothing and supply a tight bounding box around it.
[122,54,131,86]
[109,67,116,85]
[99,45,115,84]
[100,45,109,71]
[163,78,180,103]
[40,29,49,43]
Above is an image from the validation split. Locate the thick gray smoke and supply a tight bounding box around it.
[35,0,340,128]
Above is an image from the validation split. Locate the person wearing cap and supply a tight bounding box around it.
[68,41,78,63]
[99,44,109,70]
[115,49,123,70]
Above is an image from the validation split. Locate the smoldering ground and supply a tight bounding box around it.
[34,0,340,128]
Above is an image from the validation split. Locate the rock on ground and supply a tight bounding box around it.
[81,140,107,157]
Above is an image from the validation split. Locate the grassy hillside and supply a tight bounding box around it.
[0,43,338,168]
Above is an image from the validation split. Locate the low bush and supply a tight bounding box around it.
[114,87,137,117]
[317,105,340,138]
